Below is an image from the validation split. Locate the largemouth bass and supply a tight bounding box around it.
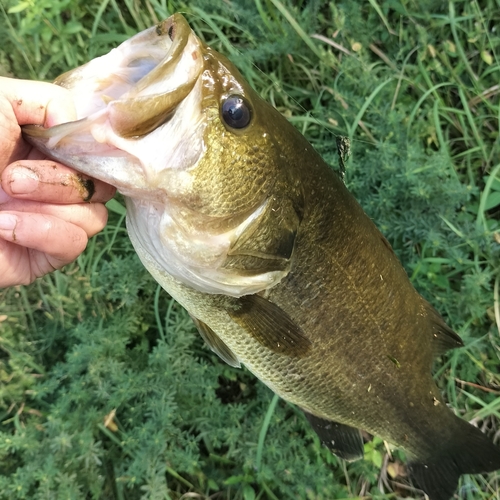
[23,14,500,500]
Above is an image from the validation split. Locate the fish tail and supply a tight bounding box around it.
[408,417,500,500]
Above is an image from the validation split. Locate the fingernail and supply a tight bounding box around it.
[0,214,18,230]
[9,166,39,195]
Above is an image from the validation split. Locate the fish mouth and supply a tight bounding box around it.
[22,14,205,195]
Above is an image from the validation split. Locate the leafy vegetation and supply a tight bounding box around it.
[0,0,499,498]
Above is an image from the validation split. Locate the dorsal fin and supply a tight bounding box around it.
[227,294,311,357]
[190,315,241,368]
[424,301,463,356]
[303,411,364,462]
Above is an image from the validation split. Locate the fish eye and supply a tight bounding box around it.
[221,95,252,129]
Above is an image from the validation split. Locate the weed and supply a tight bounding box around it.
[0,0,499,499]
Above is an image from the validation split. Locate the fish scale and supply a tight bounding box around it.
[23,13,500,500]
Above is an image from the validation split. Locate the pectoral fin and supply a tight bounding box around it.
[223,196,301,274]
[228,205,297,260]
[303,411,364,461]
[227,294,311,357]
[190,315,241,368]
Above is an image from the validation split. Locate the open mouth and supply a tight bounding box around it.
[23,14,204,147]
[21,14,206,197]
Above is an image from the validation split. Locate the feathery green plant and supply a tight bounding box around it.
[0,0,499,498]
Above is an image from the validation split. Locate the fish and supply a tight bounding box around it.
[23,13,500,500]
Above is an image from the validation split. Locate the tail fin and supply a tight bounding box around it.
[408,418,500,500]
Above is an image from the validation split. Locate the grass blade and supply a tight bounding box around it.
[267,0,322,59]
[255,394,280,472]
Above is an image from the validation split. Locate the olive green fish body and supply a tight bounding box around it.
[23,14,500,500]
[139,121,454,457]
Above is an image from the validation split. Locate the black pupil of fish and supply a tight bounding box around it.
[221,96,251,129]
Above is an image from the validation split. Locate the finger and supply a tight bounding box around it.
[0,227,89,288]
[0,78,77,168]
[0,95,24,169]
[0,77,77,127]
[0,240,68,288]
[0,238,28,287]
[0,201,109,238]
[0,211,88,263]
[1,160,116,203]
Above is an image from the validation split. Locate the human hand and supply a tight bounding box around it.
[0,77,116,288]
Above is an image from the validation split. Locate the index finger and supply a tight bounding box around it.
[2,159,116,204]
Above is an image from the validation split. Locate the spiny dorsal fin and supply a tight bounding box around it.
[303,411,364,462]
[227,294,311,357]
[424,301,463,356]
[190,315,241,368]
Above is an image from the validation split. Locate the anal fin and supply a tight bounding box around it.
[190,315,241,368]
[303,411,364,461]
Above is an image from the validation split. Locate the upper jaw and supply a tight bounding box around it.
[22,14,205,195]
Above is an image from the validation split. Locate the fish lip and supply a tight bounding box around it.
[21,14,206,196]
[130,14,193,96]
[23,13,204,146]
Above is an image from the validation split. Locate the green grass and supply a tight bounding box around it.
[1,0,499,499]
